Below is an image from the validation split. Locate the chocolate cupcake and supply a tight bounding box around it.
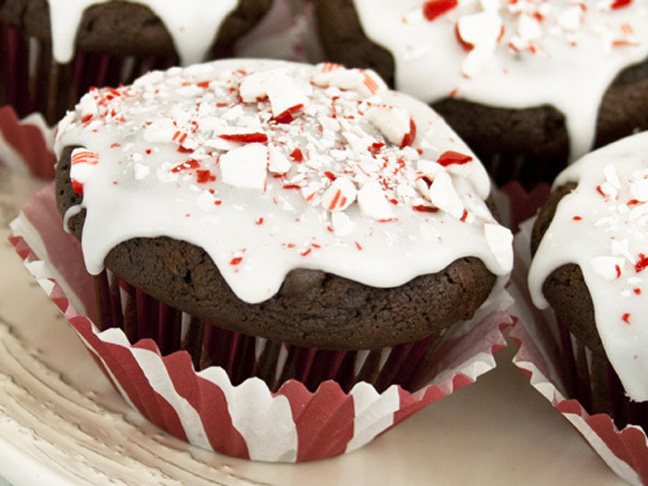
[528,131,648,430]
[0,0,272,125]
[314,0,648,189]
[46,59,514,459]
[53,59,512,392]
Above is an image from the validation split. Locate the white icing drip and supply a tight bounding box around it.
[47,0,238,65]
[55,59,512,304]
[529,131,648,401]
[352,0,648,159]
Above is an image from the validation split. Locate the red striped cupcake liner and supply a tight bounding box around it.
[0,105,54,179]
[93,269,445,394]
[9,183,513,462]
[511,219,648,485]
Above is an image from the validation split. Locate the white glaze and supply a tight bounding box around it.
[529,131,648,402]
[55,59,512,304]
[46,0,238,65]
[352,0,648,159]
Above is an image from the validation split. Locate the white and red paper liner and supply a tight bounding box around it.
[0,106,55,179]
[93,270,446,395]
[510,219,648,485]
[9,183,513,462]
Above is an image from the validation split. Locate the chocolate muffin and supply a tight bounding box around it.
[314,0,648,189]
[0,0,272,125]
[529,131,648,430]
[54,59,513,394]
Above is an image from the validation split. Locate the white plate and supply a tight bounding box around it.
[0,169,627,485]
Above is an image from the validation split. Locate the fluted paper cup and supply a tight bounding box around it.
[9,183,513,462]
[510,218,648,486]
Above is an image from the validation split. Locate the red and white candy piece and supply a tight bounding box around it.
[79,95,98,121]
[629,202,648,221]
[239,70,309,121]
[220,143,268,190]
[456,11,503,75]
[268,144,292,175]
[437,150,474,177]
[312,68,364,91]
[597,166,620,199]
[267,73,308,120]
[428,170,465,219]
[239,72,268,102]
[456,11,503,49]
[360,70,386,96]
[423,0,458,21]
[414,159,442,198]
[321,177,357,212]
[365,106,414,148]
[320,62,343,73]
[215,126,269,144]
[357,180,395,220]
[70,148,99,195]
[312,65,387,96]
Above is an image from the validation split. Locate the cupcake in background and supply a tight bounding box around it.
[528,131,648,431]
[313,0,648,189]
[29,59,515,460]
[0,0,272,126]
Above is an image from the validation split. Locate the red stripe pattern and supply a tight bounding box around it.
[9,184,515,462]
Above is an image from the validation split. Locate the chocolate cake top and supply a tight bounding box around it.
[54,59,513,307]
[349,0,648,159]
[529,131,648,401]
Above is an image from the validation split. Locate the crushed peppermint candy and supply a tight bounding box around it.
[70,148,99,195]
[354,0,648,160]
[423,0,459,21]
[55,59,510,307]
[529,131,648,401]
[419,0,643,72]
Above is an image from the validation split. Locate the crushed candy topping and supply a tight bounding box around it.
[55,59,510,305]
[528,131,648,401]
[353,0,648,159]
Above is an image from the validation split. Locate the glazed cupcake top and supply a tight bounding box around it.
[529,131,648,401]
[54,59,513,304]
[352,0,648,159]
[47,0,239,65]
